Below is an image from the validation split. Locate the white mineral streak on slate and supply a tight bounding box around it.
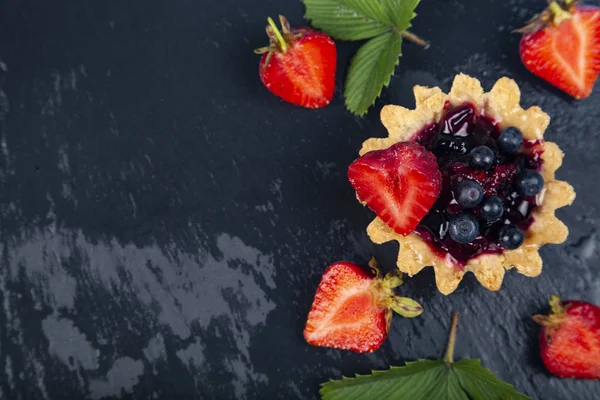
[0,227,277,399]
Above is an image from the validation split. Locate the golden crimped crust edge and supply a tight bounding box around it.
[362,74,576,295]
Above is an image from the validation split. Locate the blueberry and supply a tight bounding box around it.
[480,196,504,220]
[498,224,525,249]
[497,127,524,154]
[455,179,484,208]
[448,213,479,243]
[515,169,544,196]
[434,135,469,156]
[469,146,496,170]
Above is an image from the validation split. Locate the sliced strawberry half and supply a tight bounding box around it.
[348,141,442,236]
[519,1,600,99]
[304,260,423,353]
[255,16,336,108]
[533,295,600,379]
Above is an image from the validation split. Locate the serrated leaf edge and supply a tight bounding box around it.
[453,360,532,400]
[320,358,531,400]
[319,359,445,388]
[343,31,402,116]
[304,0,424,117]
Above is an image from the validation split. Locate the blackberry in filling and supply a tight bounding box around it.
[412,103,544,265]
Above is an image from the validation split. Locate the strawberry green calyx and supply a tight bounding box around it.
[254,15,300,57]
[562,0,579,11]
[373,258,404,289]
[382,273,403,290]
[369,257,423,318]
[516,1,574,33]
[532,294,567,329]
[548,1,572,25]
[390,297,423,318]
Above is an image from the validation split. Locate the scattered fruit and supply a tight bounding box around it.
[255,15,336,109]
[469,145,496,170]
[497,127,524,154]
[515,169,545,196]
[480,196,504,220]
[348,141,442,236]
[533,295,600,379]
[448,212,479,243]
[519,0,600,99]
[304,260,423,353]
[455,179,484,208]
[498,224,525,250]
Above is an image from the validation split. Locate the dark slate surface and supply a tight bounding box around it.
[0,0,599,399]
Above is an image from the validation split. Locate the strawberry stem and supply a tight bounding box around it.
[549,294,564,315]
[401,31,429,48]
[444,312,459,366]
[267,17,288,52]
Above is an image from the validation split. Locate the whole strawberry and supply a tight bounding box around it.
[255,15,336,108]
[304,260,422,353]
[533,295,600,379]
[519,0,600,99]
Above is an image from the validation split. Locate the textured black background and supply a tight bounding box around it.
[0,0,599,399]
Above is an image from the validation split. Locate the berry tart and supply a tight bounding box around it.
[348,74,575,295]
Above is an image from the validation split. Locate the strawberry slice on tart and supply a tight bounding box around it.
[348,141,442,236]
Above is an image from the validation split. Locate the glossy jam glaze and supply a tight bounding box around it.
[412,103,544,266]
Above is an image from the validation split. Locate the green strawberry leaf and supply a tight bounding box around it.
[344,31,402,117]
[304,0,424,116]
[381,0,420,32]
[304,0,392,40]
[320,314,531,400]
[453,360,531,400]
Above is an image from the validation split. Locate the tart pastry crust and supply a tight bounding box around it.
[360,74,575,295]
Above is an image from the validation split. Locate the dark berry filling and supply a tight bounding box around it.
[412,103,544,266]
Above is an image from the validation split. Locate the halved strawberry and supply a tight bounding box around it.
[348,141,442,236]
[304,260,423,353]
[533,295,600,379]
[519,1,600,99]
[255,15,336,108]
